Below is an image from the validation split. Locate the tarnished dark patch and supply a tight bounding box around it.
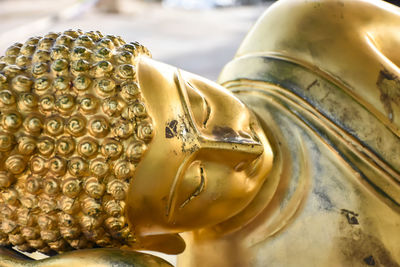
[364,255,376,266]
[341,209,359,225]
[313,187,334,211]
[212,126,239,140]
[376,69,400,122]
[306,79,319,91]
[337,209,399,266]
[165,117,199,153]
[165,120,178,138]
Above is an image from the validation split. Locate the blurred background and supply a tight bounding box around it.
[0,0,272,81]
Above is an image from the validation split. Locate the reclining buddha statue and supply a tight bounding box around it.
[0,0,399,266]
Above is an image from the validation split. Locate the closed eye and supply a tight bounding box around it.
[179,165,206,209]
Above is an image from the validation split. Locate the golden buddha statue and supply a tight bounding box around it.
[0,0,399,266]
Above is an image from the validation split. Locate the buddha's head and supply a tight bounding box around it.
[126,58,273,237]
[0,30,272,256]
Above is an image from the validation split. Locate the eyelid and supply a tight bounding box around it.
[179,164,206,209]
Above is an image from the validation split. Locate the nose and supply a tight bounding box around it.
[174,69,264,161]
[197,137,265,181]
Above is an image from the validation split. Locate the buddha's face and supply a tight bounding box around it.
[126,58,273,236]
